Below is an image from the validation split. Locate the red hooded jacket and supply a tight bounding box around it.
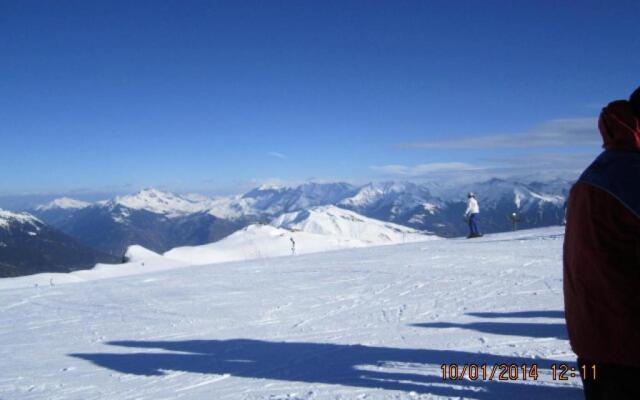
[563,100,640,367]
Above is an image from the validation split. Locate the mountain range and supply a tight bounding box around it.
[34,192,249,257]
[31,178,570,251]
[1,177,572,277]
[338,179,568,236]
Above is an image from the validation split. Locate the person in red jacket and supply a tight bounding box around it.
[563,87,640,399]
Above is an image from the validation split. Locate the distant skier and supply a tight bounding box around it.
[290,237,296,256]
[464,192,482,238]
[509,212,521,231]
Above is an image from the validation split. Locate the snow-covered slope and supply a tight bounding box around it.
[0,227,581,399]
[0,243,189,289]
[164,207,435,265]
[0,209,41,230]
[271,205,431,244]
[2,207,434,283]
[35,197,91,211]
[161,224,392,266]
[163,224,340,265]
[124,244,165,262]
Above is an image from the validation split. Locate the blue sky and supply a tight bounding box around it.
[1,1,639,195]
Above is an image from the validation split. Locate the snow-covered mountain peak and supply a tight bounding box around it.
[112,188,213,217]
[470,180,567,211]
[205,196,254,220]
[0,209,42,230]
[243,185,289,199]
[36,197,91,211]
[340,181,432,207]
[338,182,439,223]
[206,182,360,220]
[257,183,288,191]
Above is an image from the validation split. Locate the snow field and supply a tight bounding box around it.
[0,227,581,399]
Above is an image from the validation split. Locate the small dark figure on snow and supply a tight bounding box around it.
[564,86,640,400]
[290,237,296,256]
[464,192,482,238]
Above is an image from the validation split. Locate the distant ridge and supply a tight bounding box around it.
[0,209,118,277]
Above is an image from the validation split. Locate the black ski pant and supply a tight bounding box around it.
[578,358,640,399]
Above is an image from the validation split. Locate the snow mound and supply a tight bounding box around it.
[124,245,164,262]
[35,197,91,211]
[271,205,434,244]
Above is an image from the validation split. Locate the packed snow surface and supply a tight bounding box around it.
[0,227,582,399]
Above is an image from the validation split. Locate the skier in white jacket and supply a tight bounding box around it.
[464,192,482,238]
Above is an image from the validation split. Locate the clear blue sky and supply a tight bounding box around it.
[1,1,639,195]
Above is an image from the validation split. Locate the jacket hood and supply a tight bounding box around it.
[598,100,640,151]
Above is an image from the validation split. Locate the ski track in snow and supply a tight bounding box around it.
[0,227,582,399]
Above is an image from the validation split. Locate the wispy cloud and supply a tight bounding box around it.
[267,151,286,159]
[370,151,600,183]
[371,162,485,176]
[400,118,599,149]
[484,152,596,171]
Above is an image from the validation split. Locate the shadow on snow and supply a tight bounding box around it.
[71,337,580,399]
[413,309,567,339]
[412,321,568,340]
[466,311,565,319]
